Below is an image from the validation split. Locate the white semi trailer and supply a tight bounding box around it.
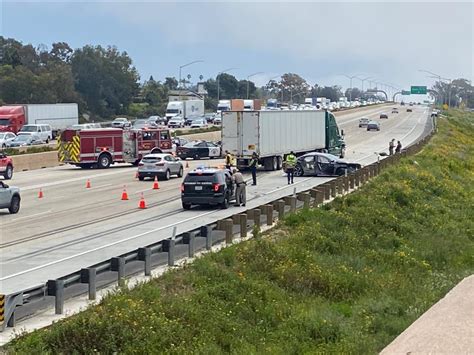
[221,110,345,171]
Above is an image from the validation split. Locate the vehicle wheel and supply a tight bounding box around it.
[295,164,304,177]
[2,144,5,148]
[138,176,145,181]
[46,138,50,144]
[4,165,13,180]
[164,170,171,180]
[97,153,111,169]
[220,193,230,209]
[194,154,200,160]
[178,167,183,177]
[335,168,345,176]
[276,156,283,170]
[272,156,278,171]
[182,202,191,210]
[9,195,20,214]
[263,157,273,171]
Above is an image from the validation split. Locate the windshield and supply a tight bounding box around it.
[16,135,30,142]
[167,109,179,114]
[0,119,10,126]
[20,125,37,132]
[142,156,162,163]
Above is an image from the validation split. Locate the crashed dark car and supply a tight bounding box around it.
[294,152,361,177]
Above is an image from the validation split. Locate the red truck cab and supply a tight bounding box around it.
[0,106,25,134]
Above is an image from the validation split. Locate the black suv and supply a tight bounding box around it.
[181,168,235,209]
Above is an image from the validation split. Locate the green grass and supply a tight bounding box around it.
[174,125,221,137]
[2,145,57,156]
[7,110,474,354]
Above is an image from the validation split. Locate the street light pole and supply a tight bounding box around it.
[247,72,264,99]
[342,74,359,102]
[179,60,204,90]
[359,76,374,93]
[216,67,238,101]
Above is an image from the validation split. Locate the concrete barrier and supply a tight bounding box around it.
[12,151,60,172]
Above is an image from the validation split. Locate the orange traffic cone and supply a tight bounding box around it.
[138,193,147,209]
[153,176,160,190]
[38,188,44,199]
[185,160,189,168]
[121,186,129,200]
[86,179,91,188]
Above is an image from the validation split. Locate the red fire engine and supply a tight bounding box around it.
[58,128,173,168]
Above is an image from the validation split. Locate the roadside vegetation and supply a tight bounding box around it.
[174,125,221,137]
[1,145,57,156]
[7,110,474,353]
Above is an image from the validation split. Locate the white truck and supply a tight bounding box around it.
[217,100,231,113]
[243,100,254,111]
[165,100,204,121]
[222,110,345,171]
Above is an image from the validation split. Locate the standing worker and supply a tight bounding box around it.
[285,151,297,185]
[395,140,402,153]
[389,139,395,156]
[249,152,258,185]
[232,168,246,207]
[225,150,233,170]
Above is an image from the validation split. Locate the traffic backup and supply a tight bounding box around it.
[58,127,173,168]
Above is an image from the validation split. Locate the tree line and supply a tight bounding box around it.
[1,37,472,121]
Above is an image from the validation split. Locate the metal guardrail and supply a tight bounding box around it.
[0,114,436,332]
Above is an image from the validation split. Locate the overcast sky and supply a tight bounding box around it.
[1,1,473,98]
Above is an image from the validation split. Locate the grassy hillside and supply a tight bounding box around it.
[7,110,474,354]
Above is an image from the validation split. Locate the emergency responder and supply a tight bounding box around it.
[232,168,246,206]
[249,152,258,185]
[285,151,297,184]
[389,139,395,155]
[225,150,233,170]
[395,140,402,153]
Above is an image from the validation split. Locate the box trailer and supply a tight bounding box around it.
[222,110,345,170]
[0,103,78,135]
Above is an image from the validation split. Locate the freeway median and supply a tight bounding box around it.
[5,109,473,352]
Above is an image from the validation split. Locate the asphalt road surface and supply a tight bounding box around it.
[0,104,431,294]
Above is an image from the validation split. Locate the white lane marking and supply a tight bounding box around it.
[10,210,52,222]
[0,209,217,281]
[264,177,313,195]
[21,168,135,191]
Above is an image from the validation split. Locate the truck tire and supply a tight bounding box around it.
[264,157,277,171]
[4,165,13,180]
[9,195,20,214]
[276,156,283,170]
[98,153,112,169]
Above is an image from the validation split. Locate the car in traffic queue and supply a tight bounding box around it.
[133,119,155,130]
[168,116,185,128]
[0,180,20,214]
[190,118,208,129]
[185,115,203,126]
[367,120,381,131]
[181,167,235,210]
[407,108,413,112]
[7,134,43,147]
[111,117,131,128]
[358,117,370,128]
[176,140,221,160]
[137,153,184,181]
[392,108,399,113]
[204,113,217,123]
[294,152,361,177]
[0,152,14,180]
[379,113,388,119]
[213,115,222,125]
[0,132,16,148]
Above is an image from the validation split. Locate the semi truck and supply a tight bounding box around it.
[222,110,345,171]
[217,100,231,113]
[165,99,204,121]
[0,103,79,136]
[243,99,262,111]
[58,128,173,169]
[266,99,279,110]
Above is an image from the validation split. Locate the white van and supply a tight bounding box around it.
[18,124,53,143]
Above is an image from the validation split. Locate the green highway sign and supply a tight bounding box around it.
[411,86,427,94]
[402,90,411,95]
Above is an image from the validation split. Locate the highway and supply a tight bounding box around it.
[0,105,431,295]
